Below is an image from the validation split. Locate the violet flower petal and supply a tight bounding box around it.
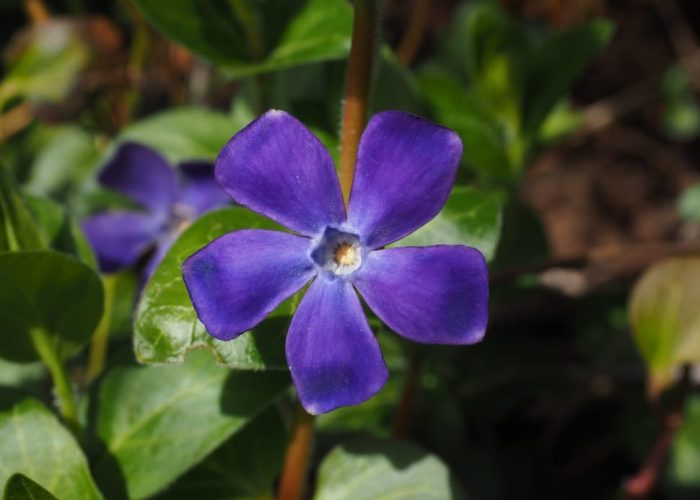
[178,160,231,216]
[99,142,179,214]
[215,110,346,236]
[354,245,488,344]
[182,229,316,340]
[82,211,163,273]
[347,111,463,249]
[286,277,388,414]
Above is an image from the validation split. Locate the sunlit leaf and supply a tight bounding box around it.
[629,257,700,394]
[92,350,289,499]
[314,438,465,500]
[0,400,102,499]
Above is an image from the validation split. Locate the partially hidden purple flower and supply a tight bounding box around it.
[83,142,230,277]
[183,110,489,414]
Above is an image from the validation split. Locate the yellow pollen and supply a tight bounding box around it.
[333,243,357,266]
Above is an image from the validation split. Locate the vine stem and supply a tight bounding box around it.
[396,0,431,67]
[277,3,378,499]
[29,327,80,438]
[277,403,315,500]
[86,274,117,384]
[391,349,423,439]
[338,0,378,207]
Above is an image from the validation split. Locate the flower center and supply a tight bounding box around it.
[311,227,363,278]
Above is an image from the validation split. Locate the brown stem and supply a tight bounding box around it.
[396,0,431,67]
[24,0,50,24]
[277,403,315,500]
[338,0,378,206]
[391,349,423,439]
[624,367,690,498]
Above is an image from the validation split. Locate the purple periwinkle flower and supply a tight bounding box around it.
[183,110,489,414]
[83,143,229,277]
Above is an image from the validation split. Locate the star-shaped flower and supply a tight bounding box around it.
[183,110,489,414]
[83,143,229,277]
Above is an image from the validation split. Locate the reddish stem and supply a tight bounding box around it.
[277,404,315,500]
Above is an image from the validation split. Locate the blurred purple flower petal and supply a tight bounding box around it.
[82,211,163,273]
[178,160,231,216]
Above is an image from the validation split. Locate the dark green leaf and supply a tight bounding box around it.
[629,257,700,394]
[24,194,97,267]
[3,474,57,500]
[118,107,252,164]
[0,400,102,499]
[0,251,103,362]
[134,207,290,369]
[159,406,288,499]
[418,72,512,180]
[0,165,45,252]
[132,0,352,78]
[518,19,614,135]
[369,47,426,115]
[314,438,465,499]
[396,186,502,262]
[92,350,289,499]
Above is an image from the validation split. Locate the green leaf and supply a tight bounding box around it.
[132,0,352,78]
[3,474,57,500]
[629,257,700,394]
[159,406,287,499]
[0,400,102,499]
[92,350,289,499]
[369,47,426,115]
[668,396,700,489]
[118,107,251,164]
[25,126,101,197]
[134,207,290,369]
[418,71,512,180]
[0,21,90,107]
[662,65,700,141]
[678,183,700,222]
[518,19,614,135]
[24,194,96,267]
[395,186,502,262]
[314,438,465,500]
[0,165,45,252]
[0,250,103,362]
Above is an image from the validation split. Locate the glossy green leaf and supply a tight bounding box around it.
[134,207,290,369]
[0,165,44,252]
[92,350,289,499]
[0,400,102,499]
[132,0,352,78]
[396,186,502,262]
[0,251,103,362]
[3,474,57,500]
[25,195,96,267]
[25,126,101,197]
[629,257,700,394]
[118,107,251,164]
[314,438,465,500]
[159,406,287,499]
[0,21,90,107]
[678,183,700,222]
